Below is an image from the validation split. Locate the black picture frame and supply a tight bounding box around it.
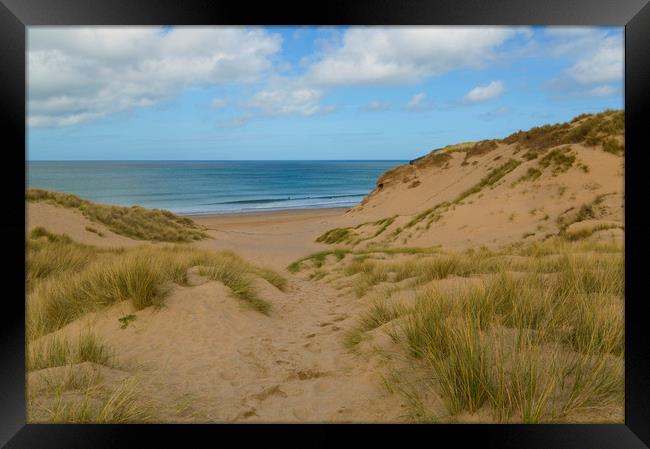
[2,0,649,447]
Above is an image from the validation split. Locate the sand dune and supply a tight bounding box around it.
[319,111,624,250]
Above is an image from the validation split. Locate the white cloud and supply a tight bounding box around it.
[464,81,505,103]
[305,27,521,87]
[240,26,525,121]
[236,26,527,122]
[566,35,623,84]
[406,92,431,111]
[543,28,623,97]
[28,27,281,126]
[247,82,334,117]
[211,98,227,109]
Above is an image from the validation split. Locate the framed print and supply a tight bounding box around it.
[1,0,649,447]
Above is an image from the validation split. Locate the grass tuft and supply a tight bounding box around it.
[316,227,354,244]
[455,159,521,203]
[28,331,112,371]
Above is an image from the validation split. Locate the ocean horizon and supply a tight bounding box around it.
[26,160,406,215]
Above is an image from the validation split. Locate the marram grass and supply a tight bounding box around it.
[27,331,112,371]
[27,229,286,340]
[296,236,624,423]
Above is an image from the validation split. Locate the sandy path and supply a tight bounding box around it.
[64,268,406,423]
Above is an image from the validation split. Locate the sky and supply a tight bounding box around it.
[27,26,623,161]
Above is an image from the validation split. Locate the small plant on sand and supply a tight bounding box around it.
[118,314,137,329]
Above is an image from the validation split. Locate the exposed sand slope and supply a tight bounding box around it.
[32,267,407,422]
[322,111,624,250]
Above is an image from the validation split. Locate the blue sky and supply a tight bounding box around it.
[27,26,623,161]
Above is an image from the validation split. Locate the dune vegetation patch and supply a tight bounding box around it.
[562,223,623,241]
[410,149,453,169]
[288,246,440,274]
[28,375,153,424]
[288,249,351,273]
[315,216,401,246]
[27,229,286,339]
[27,227,123,288]
[25,330,153,423]
[27,188,208,243]
[512,167,542,186]
[461,140,499,162]
[502,109,624,154]
[405,202,450,229]
[316,227,354,244]
[538,146,576,175]
[455,159,521,203]
[28,331,113,371]
[394,251,623,422]
[372,216,397,237]
[295,237,624,423]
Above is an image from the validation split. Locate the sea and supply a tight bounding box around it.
[26,161,405,215]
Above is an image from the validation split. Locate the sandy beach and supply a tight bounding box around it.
[190,208,350,266]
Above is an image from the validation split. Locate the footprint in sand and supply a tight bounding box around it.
[251,385,288,401]
[303,341,321,353]
[290,369,328,381]
[236,408,258,419]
